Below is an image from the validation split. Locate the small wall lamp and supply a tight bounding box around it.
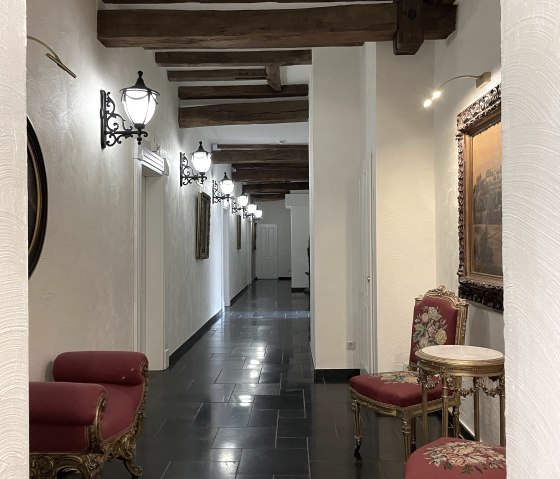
[213,172,235,204]
[181,142,212,186]
[100,71,159,149]
[422,72,491,108]
[253,209,263,221]
[232,194,249,214]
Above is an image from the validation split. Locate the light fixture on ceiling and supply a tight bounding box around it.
[181,141,212,186]
[422,72,491,108]
[213,172,235,204]
[232,194,249,214]
[100,71,159,149]
[27,35,76,78]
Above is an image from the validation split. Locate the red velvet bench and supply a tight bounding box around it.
[30,351,149,479]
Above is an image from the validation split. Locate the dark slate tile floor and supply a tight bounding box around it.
[102,280,434,479]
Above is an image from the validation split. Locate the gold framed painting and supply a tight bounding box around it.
[457,85,503,311]
[196,192,211,259]
[236,215,242,250]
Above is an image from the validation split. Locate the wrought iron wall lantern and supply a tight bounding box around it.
[100,71,159,149]
[212,172,235,204]
[232,194,249,214]
[245,203,257,218]
[253,209,263,222]
[181,141,212,186]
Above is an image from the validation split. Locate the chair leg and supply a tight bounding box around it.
[121,458,143,479]
[410,417,417,447]
[401,418,412,461]
[351,399,362,459]
[453,404,461,438]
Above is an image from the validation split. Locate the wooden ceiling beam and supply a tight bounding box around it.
[97,5,455,50]
[266,65,282,92]
[232,169,309,183]
[179,100,308,128]
[179,84,308,100]
[233,162,308,171]
[250,194,287,202]
[157,51,311,68]
[243,183,309,194]
[168,69,266,82]
[212,148,308,165]
[217,144,307,150]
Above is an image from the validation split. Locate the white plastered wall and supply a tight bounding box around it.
[375,42,436,372]
[310,47,365,369]
[285,192,310,289]
[0,2,28,476]
[433,0,503,442]
[26,1,247,378]
[259,199,292,278]
[502,1,560,475]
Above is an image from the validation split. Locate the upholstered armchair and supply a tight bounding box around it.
[349,286,468,460]
[30,351,149,479]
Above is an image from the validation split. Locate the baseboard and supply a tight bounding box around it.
[230,285,248,306]
[278,276,291,281]
[291,287,306,292]
[314,368,360,383]
[169,310,222,367]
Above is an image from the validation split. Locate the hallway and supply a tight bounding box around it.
[104,280,404,479]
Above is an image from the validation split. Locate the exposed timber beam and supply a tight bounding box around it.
[243,183,309,194]
[168,69,266,82]
[157,51,311,68]
[179,101,308,128]
[266,65,282,92]
[232,169,309,183]
[97,4,455,50]
[212,148,308,165]
[394,0,424,54]
[217,144,307,150]
[250,194,287,202]
[179,84,308,101]
[234,162,308,171]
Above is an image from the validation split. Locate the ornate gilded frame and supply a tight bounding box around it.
[457,85,503,311]
[196,192,211,259]
[27,118,48,277]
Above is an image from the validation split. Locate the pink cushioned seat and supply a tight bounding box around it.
[404,437,506,478]
[349,371,442,408]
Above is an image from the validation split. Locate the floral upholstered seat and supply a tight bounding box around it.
[404,437,506,478]
[349,286,468,461]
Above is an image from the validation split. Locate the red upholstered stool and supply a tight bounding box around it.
[349,286,469,460]
[404,437,506,478]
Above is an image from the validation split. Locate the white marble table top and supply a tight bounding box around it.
[420,345,504,361]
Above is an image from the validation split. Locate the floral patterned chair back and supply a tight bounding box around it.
[408,286,468,367]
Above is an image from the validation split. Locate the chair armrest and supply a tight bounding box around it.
[53,351,148,386]
[30,381,106,426]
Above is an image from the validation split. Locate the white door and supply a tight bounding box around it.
[358,155,375,373]
[256,224,278,279]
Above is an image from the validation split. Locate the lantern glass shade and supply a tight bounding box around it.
[191,142,211,173]
[247,203,257,215]
[237,194,249,207]
[254,210,263,219]
[220,173,234,195]
[121,71,159,127]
